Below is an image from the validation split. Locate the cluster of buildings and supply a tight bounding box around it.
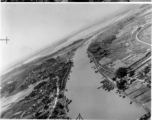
[125,64,151,111]
[19,58,57,90]
[9,52,73,119]
[88,7,151,120]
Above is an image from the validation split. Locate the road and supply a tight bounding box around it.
[126,22,151,72]
[136,23,151,46]
[86,22,151,88]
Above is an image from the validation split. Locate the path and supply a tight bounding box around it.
[87,51,115,86]
[136,23,151,46]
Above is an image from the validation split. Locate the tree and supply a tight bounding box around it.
[115,67,128,78]
[143,66,151,74]
[137,71,145,79]
[128,70,135,77]
[116,79,127,90]
[112,77,116,81]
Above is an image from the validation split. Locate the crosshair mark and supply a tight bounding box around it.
[0,37,9,44]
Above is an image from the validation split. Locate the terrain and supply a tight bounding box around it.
[87,4,151,120]
[1,39,85,119]
[0,4,151,120]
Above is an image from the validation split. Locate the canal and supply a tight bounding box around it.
[65,40,146,120]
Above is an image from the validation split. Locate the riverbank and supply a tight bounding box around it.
[86,6,151,119]
[65,40,146,119]
[0,39,85,119]
[87,51,115,86]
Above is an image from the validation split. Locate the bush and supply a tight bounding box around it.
[116,79,127,90]
[112,77,116,81]
[128,70,135,77]
[143,66,151,74]
[88,34,116,54]
[137,71,145,79]
[115,67,128,78]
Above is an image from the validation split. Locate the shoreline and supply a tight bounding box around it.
[87,51,115,86]
[87,50,149,113]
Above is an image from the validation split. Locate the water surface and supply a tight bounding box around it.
[65,40,146,120]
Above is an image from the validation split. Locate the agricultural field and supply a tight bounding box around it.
[88,6,151,76]
[88,6,151,118]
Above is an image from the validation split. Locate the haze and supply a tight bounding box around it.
[1,4,127,70]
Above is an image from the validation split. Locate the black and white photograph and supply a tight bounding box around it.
[1,0,151,3]
[0,3,151,120]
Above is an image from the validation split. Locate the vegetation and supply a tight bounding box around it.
[1,46,76,119]
[143,66,151,74]
[116,79,127,91]
[34,81,47,90]
[128,70,135,77]
[114,67,129,90]
[87,34,117,61]
[115,67,128,78]
[1,59,73,119]
[88,35,116,53]
[1,81,18,96]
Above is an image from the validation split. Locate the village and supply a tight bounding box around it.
[87,5,151,120]
[1,4,151,120]
[1,38,85,119]
[1,54,73,119]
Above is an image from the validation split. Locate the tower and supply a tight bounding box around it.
[76,113,83,120]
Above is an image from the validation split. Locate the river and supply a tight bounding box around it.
[65,39,146,120]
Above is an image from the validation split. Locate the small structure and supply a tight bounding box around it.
[76,113,83,120]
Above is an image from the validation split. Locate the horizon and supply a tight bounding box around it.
[1,4,132,72]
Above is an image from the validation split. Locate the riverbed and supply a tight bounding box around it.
[65,40,146,120]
